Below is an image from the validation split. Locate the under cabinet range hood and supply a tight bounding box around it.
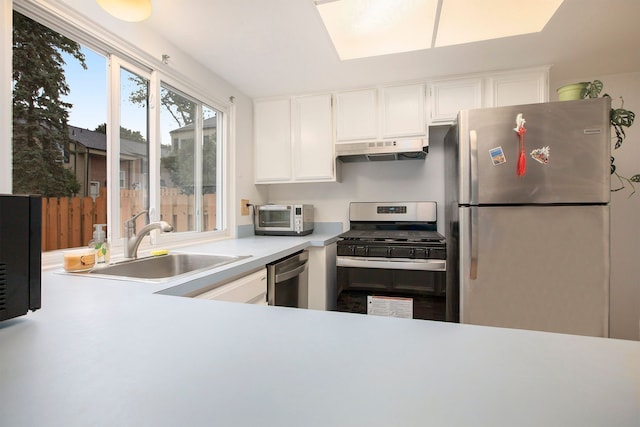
[336,139,428,162]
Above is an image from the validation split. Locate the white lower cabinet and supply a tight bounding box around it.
[194,268,267,305]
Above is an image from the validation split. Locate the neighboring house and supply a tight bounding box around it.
[168,116,217,150]
[66,126,107,197]
[167,116,218,193]
[66,125,170,197]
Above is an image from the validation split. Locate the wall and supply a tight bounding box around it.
[266,125,449,235]
[552,72,640,341]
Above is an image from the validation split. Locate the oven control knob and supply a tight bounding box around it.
[337,245,355,256]
[430,248,446,259]
[354,246,368,256]
[390,246,411,258]
[413,248,427,259]
[368,246,389,257]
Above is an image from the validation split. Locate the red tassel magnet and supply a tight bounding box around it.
[514,114,527,176]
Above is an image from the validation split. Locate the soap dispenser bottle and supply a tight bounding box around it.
[89,224,110,264]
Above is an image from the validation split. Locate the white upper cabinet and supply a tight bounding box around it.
[253,67,548,183]
[485,68,549,107]
[254,94,335,184]
[254,98,291,183]
[335,88,378,142]
[292,94,334,181]
[335,83,426,143]
[428,78,483,124]
[381,83,426,138]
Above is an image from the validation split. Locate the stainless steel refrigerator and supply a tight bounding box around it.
[444,97,611,337]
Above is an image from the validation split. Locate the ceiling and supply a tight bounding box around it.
[80,0,640,98]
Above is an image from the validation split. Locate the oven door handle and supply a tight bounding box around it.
[336,257,446,271]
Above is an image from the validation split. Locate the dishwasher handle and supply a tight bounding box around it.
[275,262,307,283]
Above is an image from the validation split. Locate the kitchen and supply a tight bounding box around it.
[1,0,640,425]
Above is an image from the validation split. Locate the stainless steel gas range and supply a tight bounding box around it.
[336,201,450,322]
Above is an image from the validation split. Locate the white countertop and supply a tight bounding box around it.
[1,234,639,427]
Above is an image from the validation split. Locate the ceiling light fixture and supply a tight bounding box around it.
[316,0,438,60]
[315,0,564,60]
[435,0,564,48]
[96,0,152,22]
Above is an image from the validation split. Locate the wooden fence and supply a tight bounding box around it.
[42,188,217,251]
[41,189,107,251]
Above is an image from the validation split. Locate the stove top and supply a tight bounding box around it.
[338,202,446,260]
[339,229,444,243]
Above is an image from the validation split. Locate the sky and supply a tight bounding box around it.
[61,46,216,146]
[60,47,107,132]
[61,46,150,141]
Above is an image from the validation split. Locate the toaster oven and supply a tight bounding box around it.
[254,204,314,236]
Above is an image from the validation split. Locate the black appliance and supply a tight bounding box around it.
[336,201,448,321]
[0,194,42,321]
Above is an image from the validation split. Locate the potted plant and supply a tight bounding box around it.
[556,82,589,101]
[582,80,638,195]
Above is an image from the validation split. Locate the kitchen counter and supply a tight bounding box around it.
[1,234,639,427]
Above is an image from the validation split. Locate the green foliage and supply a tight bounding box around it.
[130,82,217,195]
[12,11,84,197]
[161,133,217,195]
[584,80,637,196]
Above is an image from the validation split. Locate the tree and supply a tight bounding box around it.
[160,130,217,195]
[12,12,84,197]
[130,82,217,195]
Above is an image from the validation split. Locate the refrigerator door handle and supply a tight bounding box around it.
[469,130,478,205]
[470,206,478,280]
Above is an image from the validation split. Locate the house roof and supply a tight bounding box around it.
[68,125,150,157]
[169,116,217,135]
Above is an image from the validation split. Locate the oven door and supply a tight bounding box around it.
[336,256,447,321]
[255,205,294,233]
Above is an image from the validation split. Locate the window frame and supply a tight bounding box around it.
[8,1,234,266]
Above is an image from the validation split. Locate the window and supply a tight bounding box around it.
[10,8,229,254]
[159,85,222,232]
[118,64,150,235]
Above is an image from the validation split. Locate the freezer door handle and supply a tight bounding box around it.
[469,130,478,205]
[470,206,478,280]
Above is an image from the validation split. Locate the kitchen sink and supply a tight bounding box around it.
[87,253,251,281]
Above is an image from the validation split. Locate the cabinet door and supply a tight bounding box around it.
[381,83,426,138]
[195,268,267,304]
[485,69,549,107]
[335,89,378,141]
[254,98,292,183]
[429,79,482,123]
[292,94,334,181]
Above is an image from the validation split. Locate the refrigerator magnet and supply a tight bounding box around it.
[489,146,507,166]
[530,146,550,164]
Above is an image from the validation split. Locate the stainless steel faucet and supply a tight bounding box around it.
[124,211,173,259]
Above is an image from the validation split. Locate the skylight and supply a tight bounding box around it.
[315,0,564,60]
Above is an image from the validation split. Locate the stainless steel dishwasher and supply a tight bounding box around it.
[267,250,309,308]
